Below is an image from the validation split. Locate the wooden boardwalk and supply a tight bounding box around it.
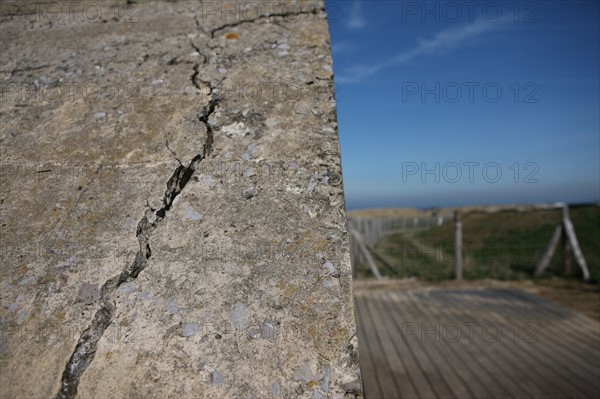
[354,287,600,399]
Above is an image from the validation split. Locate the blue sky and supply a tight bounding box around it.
[325,0,600,210]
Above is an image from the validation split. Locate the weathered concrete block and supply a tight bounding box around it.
[0,1,361,397]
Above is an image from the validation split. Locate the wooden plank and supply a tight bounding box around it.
[397,294,476,399]
[435,290,559,398]
[360,295,407,398]
[493,290,600,376]
[375,294,439,398]
[356,288,600,399]
[381,293,455,399]
[386,291,514,399]
[369,293,438,398]
[501,289,600,355]
[354,296,383,398]
[412,290,542,398]
[452,290,594,398]
[364,294,421,398]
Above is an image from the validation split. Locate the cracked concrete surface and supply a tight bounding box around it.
[0,1,361,398]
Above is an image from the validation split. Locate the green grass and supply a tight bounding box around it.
[361,205,600,283]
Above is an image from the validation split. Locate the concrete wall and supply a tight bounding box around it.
[0,1,362,397]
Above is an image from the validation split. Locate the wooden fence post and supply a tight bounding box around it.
[454,211,463,281]
[349,228,382,280]
[561,204,590,281]
[535,224,562,276]
[562,223,572,275]
[535,204,590,281]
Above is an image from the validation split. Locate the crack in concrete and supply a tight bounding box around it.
[54,5,321,395]
[165,137,182,165]
[190,63,203,91]
[209,8,323,38]
[54,25,220,399]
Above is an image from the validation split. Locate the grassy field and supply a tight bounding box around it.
[360,205,600,283]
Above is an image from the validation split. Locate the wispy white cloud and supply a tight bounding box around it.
[347,1,367,29]
[337,20,508,83]
[332,41,355,55]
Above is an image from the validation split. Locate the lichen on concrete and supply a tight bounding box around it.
[0,1,361,398]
